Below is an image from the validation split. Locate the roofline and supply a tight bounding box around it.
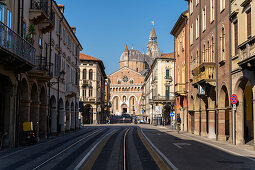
[170,10,188,36]
[80,59,106,78]
[53,1,83,50]
[110,66,144,77]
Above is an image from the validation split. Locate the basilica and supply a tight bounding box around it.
[109,24,161,116]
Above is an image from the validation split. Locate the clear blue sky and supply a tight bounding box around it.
[56,0,188,74]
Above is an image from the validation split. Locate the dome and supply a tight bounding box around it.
[120,49,145,62]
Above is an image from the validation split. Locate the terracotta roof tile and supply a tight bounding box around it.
[80,53,101,61]
[161,52,175,59]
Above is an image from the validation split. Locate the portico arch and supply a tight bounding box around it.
[65,101,70,131]
[49,96,57,135]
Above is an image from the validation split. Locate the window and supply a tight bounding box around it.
[116,97,118,110]
[130,79,133,84]
[203,44,206,63]
[39,36,42,56]
[165,86,170,100]
[89,87,93,97]
[82,89,86,97]
[220,0,225,12]
[190,0,193,14]
[89,69,93,80]
[196,16,199,39]
[190,24,194,45]
[166,69,170,78]
[83,69,87,79]
[247,10,251,38]
[207,41,210,62]
[210,0,215,22]
[6,9,12,28]
[234,21,238,56]
[136,68,138,72]
[211,36,214,62]
[118,80,121,84]
[196,0,199,6]
[0,4,4,23]
[202,7,206,31]
[221,27,225,61]
[44,43,48,58]
[22,22,26,39]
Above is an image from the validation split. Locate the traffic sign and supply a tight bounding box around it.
[230,94,238,104]
[141,110,145,114]
[170,112,175,117]
[233,104,237,111]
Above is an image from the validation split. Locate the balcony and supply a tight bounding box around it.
[238,36,255,71]
[66,83,78,97]
[30,0,55,33]
[82,80,89,87]
[192,62,216,86]
[29,56,53,80]
[175,83,186,96]
[0,21,35,73]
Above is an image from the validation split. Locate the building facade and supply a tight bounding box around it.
[0,0,82,149]
[80,53,106,124]
[171,10,189,131]
[143,53,175,125]
[230,0,255,145]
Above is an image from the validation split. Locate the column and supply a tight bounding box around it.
[218,109,226,141]
[59,109,65,133]
[236,100,244,144]
[180,109,184,131]
[51,108,57,135]
[65,110,70,131]
[194,110,200,135]
[184,108,188,132]
[207,110,216,139]
[201,110,207,136]
[71,110,75,130]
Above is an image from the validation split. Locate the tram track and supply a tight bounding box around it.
[32,128,106,170]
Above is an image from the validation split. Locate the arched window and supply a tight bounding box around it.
[89,87,93,97]
[116,97,118,110]
[211,36,214,62]
[89,69,93,80]
[83,69,86,79]
[207,41,210,62]
[130,79,133,84]
[118,80,121,84]
[203,44,206,63]
[123,96,126,102]
[221,27,225,60]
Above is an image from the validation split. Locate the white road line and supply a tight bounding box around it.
[32,128,102,170]
[123,128,130,170]
[140,128,178,170]
[74,129,117,170]
[0,128,89,160]
[181,134,255,162]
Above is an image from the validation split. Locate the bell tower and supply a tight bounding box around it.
[123,45,129,67]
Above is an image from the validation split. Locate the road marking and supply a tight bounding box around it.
[173,143,191,149]
[140,128,178,170]
[181,134,255,163]
[74,129,117,170]
[123,128,130,170]
[32,128,102,170]
[0,128,89,160]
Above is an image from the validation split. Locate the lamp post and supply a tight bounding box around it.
[49,70,65,135]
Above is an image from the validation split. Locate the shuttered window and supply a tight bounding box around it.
[247,10,251,38]
[234,21,238,56]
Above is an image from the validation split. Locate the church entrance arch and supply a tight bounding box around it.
[83,104,93,124]
[121,104,127,114]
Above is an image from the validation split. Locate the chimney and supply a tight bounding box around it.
[58,4,65,13]
[71,26,76,34]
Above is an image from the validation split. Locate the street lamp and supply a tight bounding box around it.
[49,70,65,135]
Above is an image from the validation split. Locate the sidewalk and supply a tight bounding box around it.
[140,124,255,162]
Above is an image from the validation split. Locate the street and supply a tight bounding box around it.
[0,124,255,170]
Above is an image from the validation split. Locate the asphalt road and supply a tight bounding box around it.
[0,125,255,170]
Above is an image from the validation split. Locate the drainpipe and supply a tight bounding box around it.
[229,0,234,145]
[199,0,202,136]
[215,0,219,141]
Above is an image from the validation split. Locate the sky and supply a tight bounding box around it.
[56,0,188,74]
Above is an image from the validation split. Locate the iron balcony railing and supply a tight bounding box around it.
[0,21,35,65]
[31,0,55,24]
[35,56,53,76]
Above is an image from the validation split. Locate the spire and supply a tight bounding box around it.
[150,21,157,39]
[125,45,128,53]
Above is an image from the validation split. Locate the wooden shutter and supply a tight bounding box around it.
[234,21,238,55]
[247,10,251,38]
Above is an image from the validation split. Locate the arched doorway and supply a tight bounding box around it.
[65,101,70,131]
[71,102,75,130]
[30,83,39,137]
[163,104,171,125]
[219,85,230,141]
[83,104,92,124]
[129,96,136,115]
[58,98,64,134]
[49,96,56,135]
[235,77,254,144]
[121,104,127,114]
[189,95,195,133]
[39,87,47,139]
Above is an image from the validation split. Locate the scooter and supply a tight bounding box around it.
[24,131,37,145]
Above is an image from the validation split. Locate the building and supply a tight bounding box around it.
[230,0,255,145]
[0,0,83,149]
[143,53,175,125]
[80,53,106,124]
[171,10,189,131]
[104,76,111,119]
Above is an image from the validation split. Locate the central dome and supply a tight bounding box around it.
[120,49,145,62]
